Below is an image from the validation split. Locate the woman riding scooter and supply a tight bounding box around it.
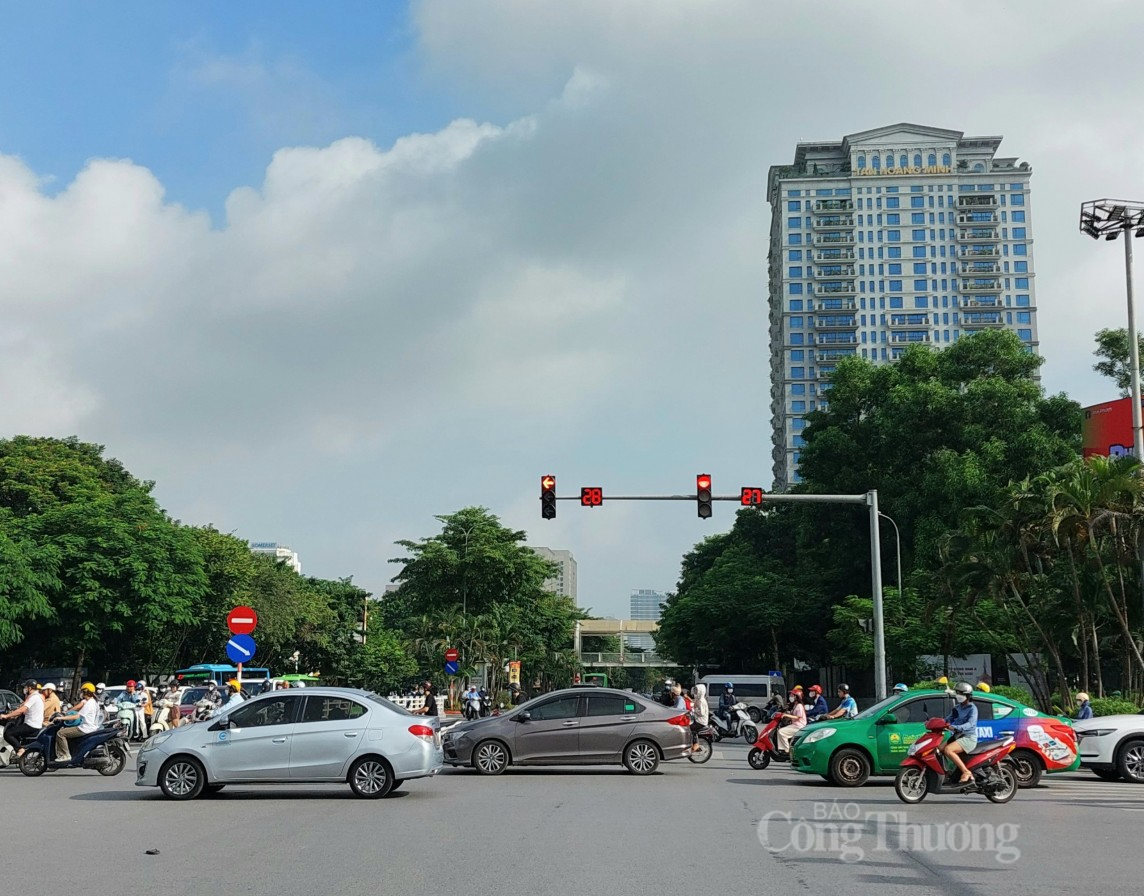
[54,682,103,762]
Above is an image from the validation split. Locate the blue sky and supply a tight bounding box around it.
[0,4,458,217]
[3,2,1144,622]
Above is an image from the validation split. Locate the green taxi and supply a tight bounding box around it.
[789,689,1080,788]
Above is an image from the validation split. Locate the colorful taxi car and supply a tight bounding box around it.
[790,689,1078,788]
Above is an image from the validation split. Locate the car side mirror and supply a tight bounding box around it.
[515,711,531,723]
[877,712,897,725]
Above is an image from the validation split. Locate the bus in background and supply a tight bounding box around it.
[174,664,272,694]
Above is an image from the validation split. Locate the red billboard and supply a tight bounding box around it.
[1082,397,1139,459]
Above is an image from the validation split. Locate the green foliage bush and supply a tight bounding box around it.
[1091,697,1140,717]
[989,685,1034,706]
[911,680,947,691]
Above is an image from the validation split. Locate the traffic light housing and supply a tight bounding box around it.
[696,473,712,519]
[541,475,557,519]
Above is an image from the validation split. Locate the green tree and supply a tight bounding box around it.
[1092,327,1144,396]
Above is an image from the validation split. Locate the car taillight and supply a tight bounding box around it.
[666,714,690,727]
[408,725,435,740]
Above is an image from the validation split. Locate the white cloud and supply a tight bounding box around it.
[5,1,1144,616]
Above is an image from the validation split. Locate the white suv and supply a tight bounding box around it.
[1075,711,1144,782]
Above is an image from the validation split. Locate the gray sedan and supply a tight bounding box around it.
[135,687,443,799]
[442,687,691,775]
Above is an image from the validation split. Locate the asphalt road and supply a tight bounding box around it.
[5,741,1140,895]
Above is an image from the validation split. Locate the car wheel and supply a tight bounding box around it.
[1093,768,1123,782]
[623,740,660,775]
[98,744,128,777]
[473,740,509,776]
[348,756,394,799]
[748,748,770,770]
[746,707,762,723]
[1009,749,1043,788]
[894,766,928,804]
[159,757,206,800]
[1117,739,1144,783]
[741,725,759,744]
[18,749,46,778]
[829,748,870,787]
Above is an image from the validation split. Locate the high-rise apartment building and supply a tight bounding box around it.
[768,123,1037,489]
[248,541,302,574]
[628,589,666,650]
[531,547,578,604]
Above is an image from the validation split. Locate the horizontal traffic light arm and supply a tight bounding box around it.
[543,493,870,504]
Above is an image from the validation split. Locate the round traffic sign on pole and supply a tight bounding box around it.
[444,648,459,662]
[227,606,258,635]
[226,634,257,665]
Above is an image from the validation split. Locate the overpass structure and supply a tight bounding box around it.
[574,619,674,667]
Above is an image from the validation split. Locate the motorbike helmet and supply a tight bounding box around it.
[226,679,241,691]
[80,682,96,694]
[976,682,991,693]
[809,684,822,695]
[892,683,909,694]
[725,682,734,690]
[41,682,56,691]
[21,679,38,690]
[95,682,106,692]
[954,682,973,698]
[126,679,136,688]
[837,683,850,692]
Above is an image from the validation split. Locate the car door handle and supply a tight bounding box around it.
[343,732,359,738]
[620,716,637,721]
[562,720,579,727]
[272,738,288,744]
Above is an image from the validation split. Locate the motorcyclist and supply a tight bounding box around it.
[54,682,102,762]
[689,684,709,752]
[805,685,830,721]
[509,683,526,706]
[221,680,244,711]
[0,680,44,758]
[943,682,979,784]
[669,683,687,711]
[157,680,182,729]
[775,689,807,755]
[717,683,737,721]
[892,683,909,696]
[205,681,223,708]
[824,683,859,720]
[463,686,480,720]
[39,683,63,722]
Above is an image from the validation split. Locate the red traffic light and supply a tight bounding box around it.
[541,475,555,491]
[697,475,711,491]
[696,473,712,519]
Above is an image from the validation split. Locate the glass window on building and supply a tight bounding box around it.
[788,233,802,245]
[1017,312,1031,324]
[1010,193,1025,206]
[1018,328,1032,341]
[889,297,904,309]
[791,367,804,378]
[886,197,900,209]
[789,266,803,277]
[788,217,801,228]
[1015,278,1030,288]
[911,212,924,224]
[911,196,924,208]
[1016,294,1030,307]
[791,383,806,395]
[912,229,926,241]
[888,263,901,274]
[788,200,801,211]
[1014,261,1028,272]
[789,299,803,310]
[790,349,805,361]
[1013,244,1027,256]
[792,400,806,412]
[788,249,803,261]
[1012,211,1026,222]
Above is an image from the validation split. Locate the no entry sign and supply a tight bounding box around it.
[227,606,258,635]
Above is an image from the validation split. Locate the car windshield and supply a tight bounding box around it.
[366,693,415,716]
[854,695,904,720]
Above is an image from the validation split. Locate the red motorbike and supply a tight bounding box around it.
[747,708,791,770]
[894,718,1017,804]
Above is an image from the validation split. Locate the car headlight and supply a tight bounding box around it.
[140,732,174,752]
[1078,728,1114,738]
[801,727,837,745]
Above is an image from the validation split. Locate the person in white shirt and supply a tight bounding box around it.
[1,680,45,757]
[54,682,103,762]
[219,680,245,712]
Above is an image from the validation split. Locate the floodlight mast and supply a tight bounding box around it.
[1080,199,1144,463]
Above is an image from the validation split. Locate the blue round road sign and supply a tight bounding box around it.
[226,634,257,664]
[444,660,459,676]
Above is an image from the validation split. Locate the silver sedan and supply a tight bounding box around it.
[135,687,443,799]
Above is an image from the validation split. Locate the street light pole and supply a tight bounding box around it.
[878,512,903,607]
[867,491,887,701]
[1080,199,1144,461]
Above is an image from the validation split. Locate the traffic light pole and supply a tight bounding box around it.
[543,485,889,700]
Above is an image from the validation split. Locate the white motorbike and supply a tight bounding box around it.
[148,698,179,735]
[114,700,146,741]
[710,701,759,744]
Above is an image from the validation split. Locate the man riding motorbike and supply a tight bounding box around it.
[717,683,737,721]
[0,680,44,758]
[823,683,858,720]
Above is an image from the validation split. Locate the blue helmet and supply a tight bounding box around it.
[892,683,909,693]
[725,682,734,690]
